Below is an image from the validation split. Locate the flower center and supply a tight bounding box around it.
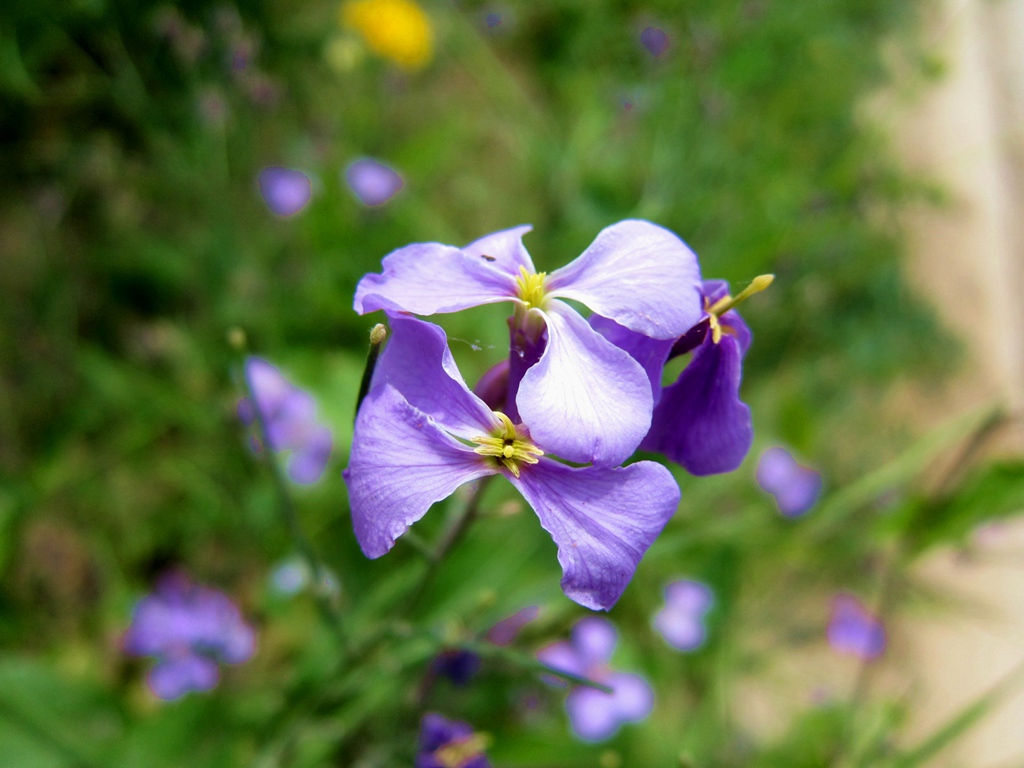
[514,266,549,311]
[705,273,774,343]
[434,733,491,768]
[472,412,544,478]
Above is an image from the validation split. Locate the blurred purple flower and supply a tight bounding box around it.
[239,357,333,484]
[756,447,823,517]
[123,573,255,700]
[257,166,312,216]
[539,617,653,742]
[431,650,484,687]
[345,315,679,610]
[827,594,885,660]
[486,605,539,645]
[640,27,670,58]
[593,277,769,476]
[345,157,404,207]
[431,605,539,686]
[653,579,713,652]
[416,713,491,768]
[269,559,307,596]
[354,221,703,467]
[485,12,502,28]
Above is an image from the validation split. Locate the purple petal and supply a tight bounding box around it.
[343,384,495,558]
[354,242,516,316]
[537,640,586,679]
[756,447,823,517]
[517,303,653,467]
[654,609,705,651]
[640,27,670,58]
[546,220,703,340]
[371,314,498,439]
[642,335,752,476]
[566,686,621,742]
[147,655,220,700]
[590,315,674,405]
[511,459,680,610]
[257,167,312,217]
[473,359,510,413]
[827,594,886,660]
[654,579,713,651]
[244,358,297,422]
[286,423,333,484]
[218,617,257,664]
[606,671,654,722]
[485,605,539,645]
[461,224,536,275]
[665,579,713,612]
[344,157,403,206]
[571,617,617,667]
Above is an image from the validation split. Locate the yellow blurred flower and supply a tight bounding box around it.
[340,0,433,71]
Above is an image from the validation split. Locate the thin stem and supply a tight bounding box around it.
[454,639,614,694]
[239,364,350,654]
[402,477,494,614]
[354,324,388,419]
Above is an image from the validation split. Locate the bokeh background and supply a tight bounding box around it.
[2,0,1024,765]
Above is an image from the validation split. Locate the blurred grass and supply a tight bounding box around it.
[1,0,1016,766]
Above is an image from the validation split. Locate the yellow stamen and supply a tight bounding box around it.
[707,274,774,318]
[471,411,544,478]
[434,733,492,768]
[514,266,549,310]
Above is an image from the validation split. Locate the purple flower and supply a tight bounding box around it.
[416,713,491,768]
[431,606,539,686]
[827,594,885,660]
[653,579,713,652]
[343,314,680,610]
[430,650,484,687]
[123,573,256,700]
[354,221,704,467]
[485,12,502,28]
[594,277,769,476]
[598,276,770,479]
[756,447,823,517]
[640,27,670,58]
[538,618,653,742]
[257,166,312,216]
[239,357,333,484]
[345,157,404,206]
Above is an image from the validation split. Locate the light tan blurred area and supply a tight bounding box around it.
[894,0,1024,762]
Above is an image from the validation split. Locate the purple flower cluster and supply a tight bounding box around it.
[653,579,713,652]
[417,713,491,768]
[756,446,823,517]
[239,357,333,484]
[123,573,256,700]
[827,594,886,660]
[345,222,769,610]
[539,618,653,742]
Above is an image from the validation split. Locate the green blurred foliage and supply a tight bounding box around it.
[0,0,1020,766]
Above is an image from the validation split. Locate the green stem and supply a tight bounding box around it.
[239,363,350,654]
[455,639,613,694]
[354,323,388,419]
[402,477,494,614]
